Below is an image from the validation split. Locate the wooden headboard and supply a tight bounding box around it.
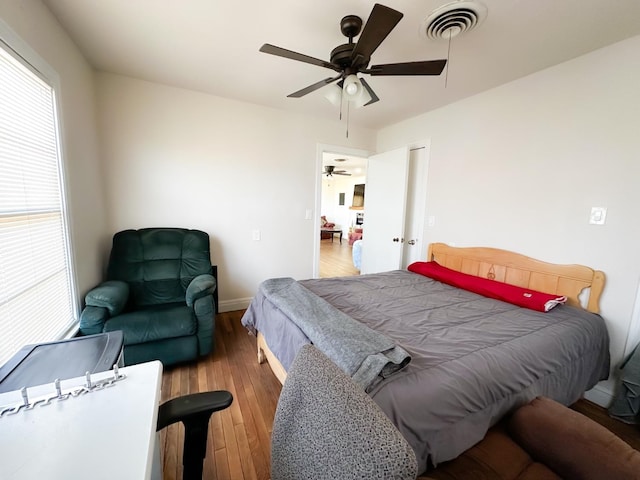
[427,243,605,314]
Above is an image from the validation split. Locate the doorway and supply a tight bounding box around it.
[313,142,430,278]
[319,152,367,277]
[312,144,371,278]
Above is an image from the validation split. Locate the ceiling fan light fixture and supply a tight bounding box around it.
[343,74,362,98]
[323,83,343,106]
[353,85,372,109]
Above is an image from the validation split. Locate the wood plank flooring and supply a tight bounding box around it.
[159,311,282,480]
[319,235,359,278]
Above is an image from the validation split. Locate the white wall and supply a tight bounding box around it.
[95,73,376,311]
[0,2,108,304]
[377,35,640,404]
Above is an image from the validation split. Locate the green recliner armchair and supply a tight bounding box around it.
[79,228,217,366]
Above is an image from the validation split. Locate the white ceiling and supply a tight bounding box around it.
[43,0,640,130]
[323,152,368,177]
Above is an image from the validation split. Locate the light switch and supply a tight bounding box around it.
[589,207,607,225]
[252,229,261,241]
[427,216,436,227]
[305,209,312,220]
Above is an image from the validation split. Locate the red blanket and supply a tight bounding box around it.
[408,261,567,312]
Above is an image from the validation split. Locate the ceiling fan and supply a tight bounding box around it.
[323,165,351,177]
[259,3,447,107]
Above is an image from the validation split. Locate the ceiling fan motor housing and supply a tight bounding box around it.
[330,43,356,70]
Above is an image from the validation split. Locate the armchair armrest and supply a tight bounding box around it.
[186,274,216,307]
[79,306,110,335]
[85,280,129,316]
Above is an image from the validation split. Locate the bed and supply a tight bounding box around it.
[241,243,610,473]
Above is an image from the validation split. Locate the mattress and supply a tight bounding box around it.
[241,270,610,472]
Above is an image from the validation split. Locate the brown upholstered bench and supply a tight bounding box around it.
[420,396,640,480]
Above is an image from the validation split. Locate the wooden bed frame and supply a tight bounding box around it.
[256,243,605,384]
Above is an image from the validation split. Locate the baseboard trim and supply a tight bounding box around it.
[584,384,613,408]
[218,297,252,313]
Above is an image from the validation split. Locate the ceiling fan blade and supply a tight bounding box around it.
[368,59,447,76]
[334,172,352,176]
[359,77,379,106]
[287,75,342,98]
[260,44,340,72]
[351,4,403,66]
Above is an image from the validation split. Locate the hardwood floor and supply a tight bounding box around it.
[159,310,282,480]
[161,310,640,480]
[319,235,359,278]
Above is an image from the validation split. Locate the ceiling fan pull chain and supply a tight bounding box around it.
[346,100,350,138]
[445,30,452,88]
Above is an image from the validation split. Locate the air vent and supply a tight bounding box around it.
[421,1,487,40]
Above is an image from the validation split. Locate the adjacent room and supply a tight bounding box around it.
[1,0,640,479]
[319,152,367,277]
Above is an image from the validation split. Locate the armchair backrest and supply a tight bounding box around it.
[107,228,212,308]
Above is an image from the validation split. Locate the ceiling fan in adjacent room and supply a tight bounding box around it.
[259,3,447,108]
[323,165,351,177]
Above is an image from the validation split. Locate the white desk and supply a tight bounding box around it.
[0,361,163,480]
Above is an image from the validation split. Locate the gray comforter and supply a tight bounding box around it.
[241,270,610,472]
[258,278,410,391]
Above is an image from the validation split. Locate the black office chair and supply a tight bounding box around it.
[157,390,233,480]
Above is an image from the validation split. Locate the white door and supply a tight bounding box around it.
[360,147,409,274]
[402,147,429,268]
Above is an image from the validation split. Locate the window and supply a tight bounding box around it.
[0,39,77,365]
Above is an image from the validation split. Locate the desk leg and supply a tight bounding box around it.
[339,232,343,244]
[151,433,162,480]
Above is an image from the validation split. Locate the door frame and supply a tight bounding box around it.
[314,143,371,278]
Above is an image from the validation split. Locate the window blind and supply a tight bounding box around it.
[0,42,76,365]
